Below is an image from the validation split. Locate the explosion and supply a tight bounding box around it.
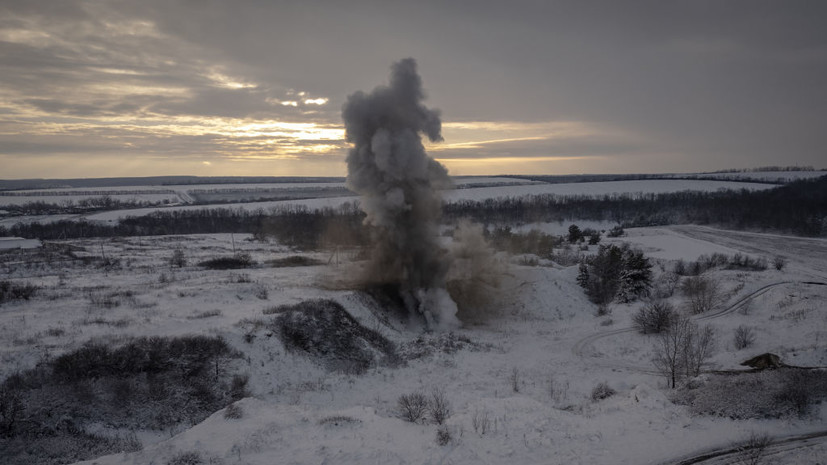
[342,58,459,329]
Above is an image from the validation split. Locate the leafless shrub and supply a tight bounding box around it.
[187,309,222,319]
[632,300,675,334]
[319,415,360,426]
[230,374,249,401]
[167,451,202,465]
[652,271,679,298]
[591,382,616,401]
[683,324,716,378]
[734,432,771,465]
[548,376,569,404]
[0,386,24,436]
[681,276,720,314]
[253,284,269,300]
[772,256,786,271]
[509,367,521,393]
[471,408,491,435]
[733,325,756,350]
[397,392,428,423]
[428,388,451,425]
[737,298,753,315]
[436,425,453,445]
[170,248,187,268]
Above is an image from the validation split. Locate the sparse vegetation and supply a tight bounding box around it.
[591,382,616,401]
[198,253,254,270]
[436,425,453,446]
[397,392,429,423]
[633,300,675,334]
[0,280,39,304]
[167,451,203,465]
[268,255,323,267]
[170,248,187,268]
[734,432,772,465]
[272,299,398,373]
[733,325,756,350]
[509,367,521,393]
[681,275,721,314]
[428,388,451,425]
[653,315,717,388]
[0,335,245,465]
[224,403,244,420]
[673,368,827,419]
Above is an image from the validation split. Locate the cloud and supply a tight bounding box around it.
[2,0,826,178]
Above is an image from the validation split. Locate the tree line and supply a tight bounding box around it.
[444,175,827,236]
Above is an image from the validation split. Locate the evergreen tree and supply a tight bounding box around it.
[617,249,652,302]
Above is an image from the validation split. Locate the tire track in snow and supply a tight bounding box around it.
[665,430,827,465]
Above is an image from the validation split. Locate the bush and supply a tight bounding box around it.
[198,253,254,270]
[773,256,786,271]
[673,368,827,419]
[733,326,756,350]
[591,382,616,401]
[167,451,202,465]
[268,255,323,267]
[428,388,451,425]
[436,426,453,446]
[0,335,244,465]
[633,301,675,334]
[681,275,720,314]
[734,432,771,465]
[397,392,428,423]
[0,281,39,304]
[607,225,624,237]
[170,248,187,268]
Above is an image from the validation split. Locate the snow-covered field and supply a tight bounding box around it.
[67,178,777,224]
[2,224,826,465]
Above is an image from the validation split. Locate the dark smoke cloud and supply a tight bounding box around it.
[342,58,459,329]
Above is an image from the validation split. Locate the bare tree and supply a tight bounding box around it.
[653,315,717,388]
[683,324,716,378]
[681,276,720,314]
[653,316,691,389]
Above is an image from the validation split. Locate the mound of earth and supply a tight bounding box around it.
[272,299,399,373]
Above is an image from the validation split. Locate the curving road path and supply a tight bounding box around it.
[666,430,827,465]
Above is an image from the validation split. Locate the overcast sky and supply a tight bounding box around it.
[1,0,825,179]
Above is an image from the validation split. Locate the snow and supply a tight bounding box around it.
[604,227,747,261]
[73,178,778,224]
[442,179,777,203]
[2,224,826,464]
[0,236,41,249]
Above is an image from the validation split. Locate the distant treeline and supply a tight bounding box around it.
[2,203,368,250]
[445,176,827,236]
[2,176,825,244]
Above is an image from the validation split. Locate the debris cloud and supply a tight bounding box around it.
[342,58,458,329]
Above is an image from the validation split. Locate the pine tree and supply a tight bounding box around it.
[576,262,590,289]
[617,249,652,302]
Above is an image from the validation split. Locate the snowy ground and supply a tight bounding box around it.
[1,224,825,465]
[73,178,776,225]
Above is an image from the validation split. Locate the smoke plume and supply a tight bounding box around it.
[342,58,459,329]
